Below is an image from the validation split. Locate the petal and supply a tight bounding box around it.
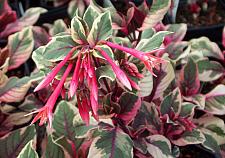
[70,53,82,97]
[34,47,77,92]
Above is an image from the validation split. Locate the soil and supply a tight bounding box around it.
[176,0,225,27]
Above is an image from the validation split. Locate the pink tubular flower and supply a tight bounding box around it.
[29,62,73,127]
[34,47,77,92]
[103,41,166,76]
[95,47,132,90]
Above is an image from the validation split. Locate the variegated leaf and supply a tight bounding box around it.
[172,129,205,146]
[146,135,173,158]
[197,59,224,82]
[205,84,225,115]
[71,16,88,44]
[139,70,153,97]
[136,31,171,52]
[117,92,141,124]
[50,19,68,36]
[87,11,112,47]
[88,127,133,158]
[83,6,100,29]
[140,0,171,30]
[17,140,38,158]
[189,37,224,60]
[179,57,200,96]
[194,115,225,145]
[45,135,65,158]
[8,27,34,70]
[153,61,175,99]
[160,87,181,117]
[0,125,36,158]
[0,77,32,103]
[165,23,187,43]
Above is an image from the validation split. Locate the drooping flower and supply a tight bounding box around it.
[102,41,166,76]
[28,62,73,127]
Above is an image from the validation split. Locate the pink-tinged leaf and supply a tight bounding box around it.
[164,23,187,45]
[179,57,200,96]
[172,129,205,146]
[153,61,175,100]
[0,47,10,72]
[7,27,34,70]
[117,92,141,125]
[139,0,171,30]
[0,77,32,103]
[0,0,17,30]
[204,84,225,115]
[0,11,17,31]
[0,7,47,38]
[0,125,36,158]
[223,27,225,48]
[132,102,161,136]
[32,26,50,48]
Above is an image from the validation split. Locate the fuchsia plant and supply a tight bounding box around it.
[30,11,166,126]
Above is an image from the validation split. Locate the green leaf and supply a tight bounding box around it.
[180,57,200,96]
[0,76,33,103]
[195,115,225,145]
[32,35,77,69]
[160,87,181,116]
[87,11,112,46]
[17,140,38,158]
[136,31,171,52]
[153,61,175,99]
[96,65,116,82]
[172,129,205,146]
[0,125,36,158]
[83,6,100,29]
[71,16,88,44]
[45,135,65,158]
[50,19,68,36]
[146,135,173,158]
[88,127,133,158]
[140,0,171,30]
[189,37,224,60]
[205,84,225,115]
[8,27,34,70]
[202,134,222,157]
[139,71,153,97]
[197,59,224,82]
